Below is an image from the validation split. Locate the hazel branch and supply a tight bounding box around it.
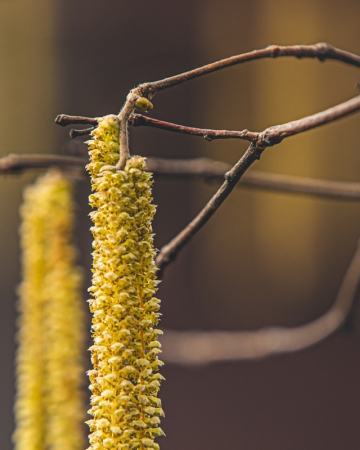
[136,43,360,96]
[67,43,359,168]
[56,43,360,172]
[160,239,360,364]
[130,114,258,142]
[56,92,360,145]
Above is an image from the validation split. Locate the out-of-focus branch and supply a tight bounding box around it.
[147,157,360,200]
[160,239,360,364]
[0,154,88,173]
[3,154,360,202]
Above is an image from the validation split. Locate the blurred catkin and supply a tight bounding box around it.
[14,170,85,450]
[86,115,164,450]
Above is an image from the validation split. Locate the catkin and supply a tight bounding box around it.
[14,170,85,450]
[86,115,164,450]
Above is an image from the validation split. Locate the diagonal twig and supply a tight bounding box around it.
[160,239,360,364]
[154,94,360,275]
[155,143,261,275]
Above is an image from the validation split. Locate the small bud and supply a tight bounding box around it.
[135,97,154,112]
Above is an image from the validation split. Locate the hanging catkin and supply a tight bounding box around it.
[86,115,164,450]
[14,170,85,450]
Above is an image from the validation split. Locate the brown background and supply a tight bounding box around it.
[1,1,360,449]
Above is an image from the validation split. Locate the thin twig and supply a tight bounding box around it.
[55,115,98,127]
[69,127,95,138]
[259,95,360,145]
[136,95,360,147]
[130,114,258,142]
[117,92,138,170]
[136,43,360,96]
[160,239,360,364]
[57,92,360,145]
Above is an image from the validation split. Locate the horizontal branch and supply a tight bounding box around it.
[138,43,360,95]
[160,239,360,364]
[2,154,360,201]
[55,114,98,127]
[130,114,258,142]
[147,157,360,201]
[135,94,360,147]
[56,92,360,146]
[0,154,88,173]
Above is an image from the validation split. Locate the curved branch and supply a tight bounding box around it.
[160,240,360,364]
[138,43,360,95]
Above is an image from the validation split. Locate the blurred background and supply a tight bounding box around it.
[1,0,360,449]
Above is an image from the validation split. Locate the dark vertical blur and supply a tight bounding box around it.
[1,1,360,449]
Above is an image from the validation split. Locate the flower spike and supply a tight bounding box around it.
[87,115,164,450]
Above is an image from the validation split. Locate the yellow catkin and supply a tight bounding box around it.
[14,170,85,450]
[86,115,164,450]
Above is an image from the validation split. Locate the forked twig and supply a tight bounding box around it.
[104,43,360,171]
[56,43,360,275]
